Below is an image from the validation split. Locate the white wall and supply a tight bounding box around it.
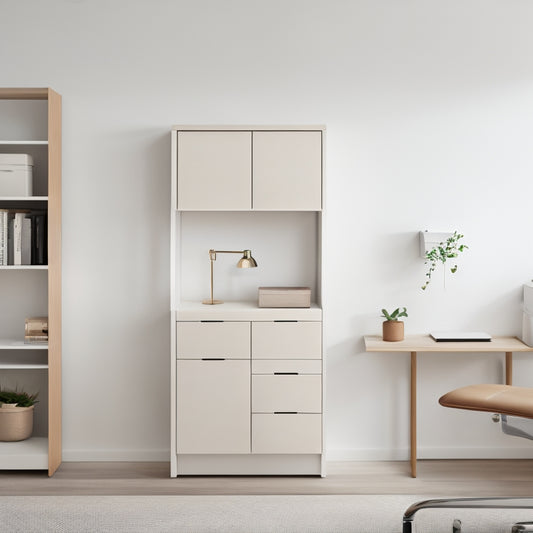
[2,0,533,461]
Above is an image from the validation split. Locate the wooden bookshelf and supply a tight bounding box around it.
[0,88,61,476]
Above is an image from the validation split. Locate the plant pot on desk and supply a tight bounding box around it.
[383,320,404,342]
[0,404,34,441]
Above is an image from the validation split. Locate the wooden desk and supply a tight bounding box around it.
[364,335,533,477]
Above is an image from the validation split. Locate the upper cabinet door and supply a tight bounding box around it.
[177,131,251,210]
[252,131,322,211]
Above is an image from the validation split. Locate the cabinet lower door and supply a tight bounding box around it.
[177,360,250,454]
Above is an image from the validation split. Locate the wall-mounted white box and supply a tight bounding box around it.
[523,282,533,315]
[0,154,33,196]
[521,283,533,347]
[419,231,453,258]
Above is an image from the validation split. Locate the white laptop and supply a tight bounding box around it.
[430,331,492,342]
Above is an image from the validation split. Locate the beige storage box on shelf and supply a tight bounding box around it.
[258,287,311,308]
[0,154,33,196]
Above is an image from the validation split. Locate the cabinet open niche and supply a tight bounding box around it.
[0,88,61,476]
[171,125,325,477]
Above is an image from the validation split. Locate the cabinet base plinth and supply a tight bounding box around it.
[173,453,323,476]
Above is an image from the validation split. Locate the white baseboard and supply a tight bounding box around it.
[64,447,533,463]
[62,449,169,462]
[326,447,533,461]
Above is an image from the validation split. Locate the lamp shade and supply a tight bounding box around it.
[237,250,258,268]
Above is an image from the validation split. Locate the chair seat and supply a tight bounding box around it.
[439,384,533,419]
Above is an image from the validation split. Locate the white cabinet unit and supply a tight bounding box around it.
[171,125,325,476]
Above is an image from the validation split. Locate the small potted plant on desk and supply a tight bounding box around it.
[0,388,38,442]
[381,307,408,342]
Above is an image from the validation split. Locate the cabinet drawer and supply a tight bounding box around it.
[252,359,321,374]
[252,375,321,413]
[177,359,250,454]
[252,414,322,454]
[252,322,321,359]
[177,322,250,359]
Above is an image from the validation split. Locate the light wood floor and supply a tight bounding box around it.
[1,460,533,496]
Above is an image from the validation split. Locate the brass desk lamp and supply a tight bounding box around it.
[202,249,258,305]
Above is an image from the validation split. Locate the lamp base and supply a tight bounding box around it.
[202,299,224,305]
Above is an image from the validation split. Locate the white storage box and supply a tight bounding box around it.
[524,283,533,315]
[521,284,533,346]
[521,312,533,347]
[258,287,311,308]
[0,154,33,196]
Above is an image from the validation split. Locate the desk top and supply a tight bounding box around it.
[364,335,533,353]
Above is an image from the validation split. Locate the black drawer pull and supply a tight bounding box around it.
[274,372,298,375]
[201,320,224,323]
[274,320,298,323]
[201,358,226,361]
[274,411,298,414]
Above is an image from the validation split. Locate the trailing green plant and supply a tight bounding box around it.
[422,231,468,290]
[381,307,408,321]
[0,387,38,407]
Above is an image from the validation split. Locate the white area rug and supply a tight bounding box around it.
[2,495,533,533]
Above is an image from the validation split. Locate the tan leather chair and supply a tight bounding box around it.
[439,384,533,420]
[402,385,533,532]
[440,384,533,442]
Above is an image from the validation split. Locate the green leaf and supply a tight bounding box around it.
[381,309,392,320]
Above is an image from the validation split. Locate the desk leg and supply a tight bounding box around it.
[505,352,512,386]
[410,351,417,478]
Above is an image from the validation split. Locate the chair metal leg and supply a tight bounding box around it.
[513,523,533,532]
[403,498,533,533]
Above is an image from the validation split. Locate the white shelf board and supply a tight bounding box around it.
[0,140,48,145]
[0,364,47,369]
[0,265,48,270]
[176,300,322,321]
[0,437,48,470]
[0,340,48,350]
[0,196,48,201]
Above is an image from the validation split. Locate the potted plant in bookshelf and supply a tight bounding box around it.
[0,388,38,441]
[381,307,408,342]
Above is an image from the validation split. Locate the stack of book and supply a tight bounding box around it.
[24,317,48,344]
[0,209,47,266]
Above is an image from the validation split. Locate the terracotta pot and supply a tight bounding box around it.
[382,320,404,342]
[0,404,34,441]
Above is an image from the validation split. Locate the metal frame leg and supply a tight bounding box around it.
[403,498,533,533]
[513,524,533,533]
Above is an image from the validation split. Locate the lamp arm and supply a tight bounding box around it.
[211,250,246,255]
[209,249,249,261]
